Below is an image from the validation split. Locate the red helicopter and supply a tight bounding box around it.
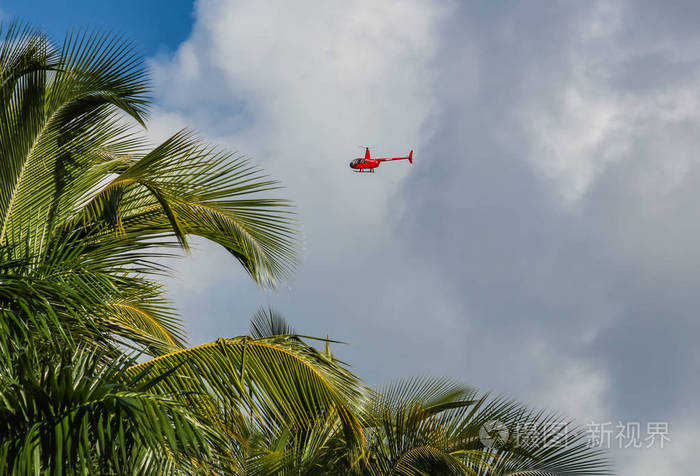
[350,148,413,173]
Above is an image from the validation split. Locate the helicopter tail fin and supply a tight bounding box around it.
[409,150,413,164]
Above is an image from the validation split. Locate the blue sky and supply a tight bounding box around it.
[0,0,193,55]
[4,1,700,474]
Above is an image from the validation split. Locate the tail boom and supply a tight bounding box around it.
[385,150,413,164]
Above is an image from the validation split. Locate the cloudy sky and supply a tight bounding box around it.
[6,0,700,473]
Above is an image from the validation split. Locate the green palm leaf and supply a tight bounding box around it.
[0,23,612,475]
[128,332,365,442]
[0,346,226,475]
[0,23,298,353]
[359,378,611,476]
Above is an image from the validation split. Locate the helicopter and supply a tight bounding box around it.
[349,148,413,173]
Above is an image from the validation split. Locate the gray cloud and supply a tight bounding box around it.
[150,1,700,473]
[397,1,700,472]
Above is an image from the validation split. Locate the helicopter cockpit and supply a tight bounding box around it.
[350,159,360,167]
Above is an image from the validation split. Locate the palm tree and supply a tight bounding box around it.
[0,22,372,474]
[165,312,609,475]
[0,23,297,355]
[0,345,226,475]
[126,309,367,474]
[357,378,610,475]
[0,23,612,474]
[0,22,357,473]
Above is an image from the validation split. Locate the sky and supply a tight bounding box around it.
[0,0,194,56]
[5,1,700,474]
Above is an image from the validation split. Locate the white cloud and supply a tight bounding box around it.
[523,337,611,423]
[149,0,449,250]
[526,85,624,204]
[524,1,700,206]
[147,0,464,364]
[144,3,700,474]
[617,423,699,476]
[521,2,627,205]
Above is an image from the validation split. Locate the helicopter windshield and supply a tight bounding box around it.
[350,159,359,167]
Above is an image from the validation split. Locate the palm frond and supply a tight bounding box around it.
[78,130,298,287]
[127,332,366,447]
[0,346,227,475]
[0,24,299,355]
[359,378,611,476]
[250,307,296,338]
